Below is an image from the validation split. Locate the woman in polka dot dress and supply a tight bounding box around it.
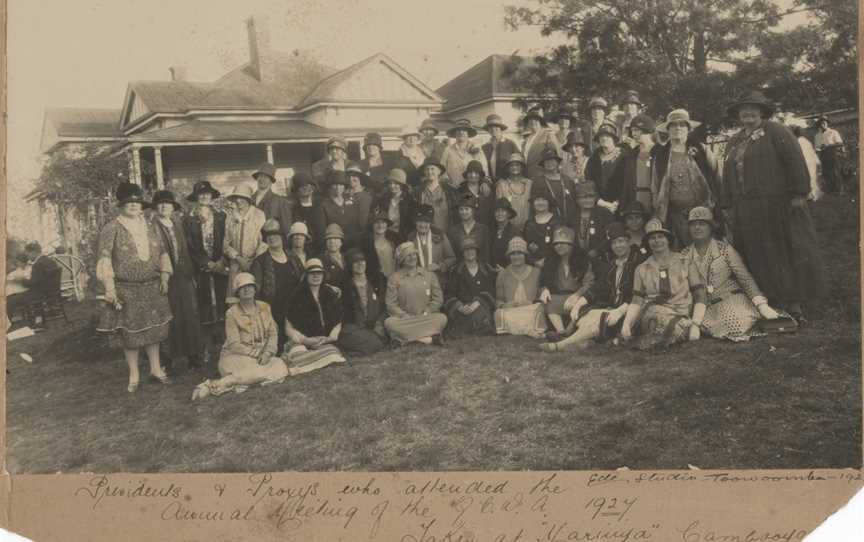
[680,207,781,341]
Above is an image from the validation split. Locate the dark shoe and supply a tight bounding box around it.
[545,330,563,342]
[432,334,446,346]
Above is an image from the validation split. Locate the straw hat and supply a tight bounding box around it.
[551,226,575,245]
[304,258,325,273]
[657,109,700,132]
[395,242,419,266]
[447,119,478,138]
[260,218,283,240]
[324,223,345,240]
[687,206,715,226]
[483,114,508,131]
[288,221,311,240]
[227,184,255,204]
[326,137,348,151]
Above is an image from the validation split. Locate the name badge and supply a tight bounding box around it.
[426,288,431,297]
[589,227,596,235]
[659,270,668,279]
[640,247,647,254]
[372,292,377,300]
[507,195,513,202]
[564,189,570,196]
[545,236,551,243]
[707,285,715,294]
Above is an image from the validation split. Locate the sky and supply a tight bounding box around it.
[5,0,814,237]
[6,0,556,189]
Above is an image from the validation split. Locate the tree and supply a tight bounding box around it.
[504,0,857,127]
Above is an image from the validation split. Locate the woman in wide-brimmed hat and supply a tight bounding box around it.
[491,197,519,270]
[495,152,533,231]
[371,168,415,239]
[413,156,460,233]
[443,237,498,339]
[585,121,626,211]
[680,207,781,342]
[418,118,447,163]
[650,108,720,249]
[609,113,657,215]
[522,186,563,266]
[185,180,229,360]
[448,189,492,264]
[520,106,561,181]
[152,189,203,370]
[722,90,825,321]
[493,236,547,338]
[96,182,173,393]
[440,119,488,187]
[384,242,448,346]
[560,131,590,182]
[290,172,327,252]
[456,159,495,228]
[358,210,402,281]
[283,259,347,373]
[397,124,428,188]
[191,272,289,401]
[320,170,365,247]
[359,132,390,196]
[481,114,520,181]
[249,218,297,352]
[223,183,268,301]
[551,107,578,149]
[618,218,707,351]
[406,204,457,284]
[338,248,389,356]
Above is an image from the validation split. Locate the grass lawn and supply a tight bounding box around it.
[5,195,861,473]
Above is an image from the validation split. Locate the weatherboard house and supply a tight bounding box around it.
[39,15,534,206]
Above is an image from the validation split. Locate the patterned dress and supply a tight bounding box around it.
[96,216,172,349]
[631,253,705,350]
[681,240,765,341]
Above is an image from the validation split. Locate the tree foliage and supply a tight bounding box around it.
[36,143,130,207]
[504,0,857,128]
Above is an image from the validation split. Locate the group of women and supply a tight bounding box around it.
[95,89,825,398]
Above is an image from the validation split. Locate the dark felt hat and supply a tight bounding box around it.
[447,119,478,138]
[594,122,620,143]
[523,106,547,127]
[629,114,656,134]
[561,132,589,153]
[325,170,350,187]
[186,180,221,202]
[115,182,149,208]
[465,160,485,178]
[454,191,478,210]
[363,132,383,149]
[727,90,775,119]
[605,221,628,241]
[252,162,277,182]
[620,90,643,107]
[371,211,393,227]
[420,156,446,176]
[414,204,435,223]
[291,172,315,192]
[345,247,367,265]
[538,147,562,166]
[493,197,518,220]
[152,190,182,210]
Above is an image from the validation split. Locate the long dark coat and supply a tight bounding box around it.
[155,216,202,360]
[184,209,228,326]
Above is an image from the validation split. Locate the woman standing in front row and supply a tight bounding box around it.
[185,181,228,363]
[96,182,173,392]
[722,90,825,322]
[153,190,203,370]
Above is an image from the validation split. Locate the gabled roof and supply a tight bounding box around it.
[436,54,534,112]
[44,108,123,137]
[298,53,443,109]
[209,50,338,108]
[128,81,215,113]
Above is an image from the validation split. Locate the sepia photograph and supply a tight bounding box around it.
[4,0,861,474]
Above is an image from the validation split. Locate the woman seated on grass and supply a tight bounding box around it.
[443,237,497,338]
[618,218,707,350]
[538,226,594,341]
[539,222,644,352]
[191,273,288,400]
[384,242,447,346]
[338,248,389,356]
[283,258,347,374]
[494,237,547,338]
[681,207,780,341]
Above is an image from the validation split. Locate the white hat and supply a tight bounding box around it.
[232,272,257,295]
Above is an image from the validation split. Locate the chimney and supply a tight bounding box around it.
[246,14,275,84]
[169,66,187,81]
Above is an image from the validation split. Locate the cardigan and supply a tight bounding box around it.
[285,283,343,338]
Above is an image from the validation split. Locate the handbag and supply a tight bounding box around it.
[757,311,798,334]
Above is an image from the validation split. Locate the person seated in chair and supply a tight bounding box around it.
[10,242,63,324]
